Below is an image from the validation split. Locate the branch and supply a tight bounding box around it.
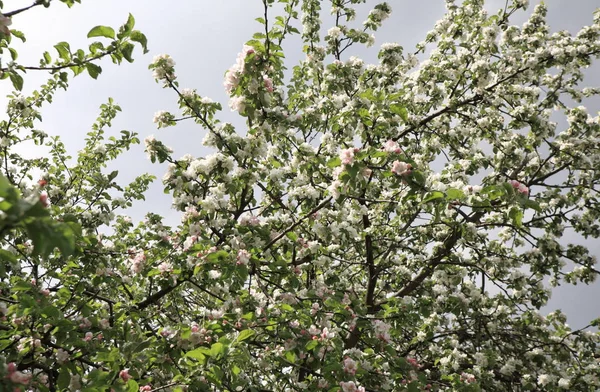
[136,278,185,310]
[262,197,332,251]
[3,1,43,18]
[0,49,116,73]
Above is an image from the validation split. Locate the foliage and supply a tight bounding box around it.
[1,0,600,391]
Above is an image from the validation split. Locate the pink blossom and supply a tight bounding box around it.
[6,363,31,385]
[229,96,246,113]
[391,160,412,176]
[320,327,334,340]
[264,76,274,92]
[343,357,358,375]
[0,14,12,36]
[119,369,131,382]
[158,261,173,274]
[340,381,365,392]
[373,319,391,342]
[509,180,529,196]
[9,371,31,385]
[83,332,93,341]
[130,251,146,274]
[56,348,69,364]
[237,249,251,265]
[99,318,110,329]
[383,140,402,153]
[340,148,357,165]
[39,191,50,207]
[224,65,241,94]
[140,386,152,392]
[407,357,422,368]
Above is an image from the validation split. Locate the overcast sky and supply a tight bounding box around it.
[2,0,599,328]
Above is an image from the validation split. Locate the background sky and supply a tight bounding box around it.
[2,0,599,328]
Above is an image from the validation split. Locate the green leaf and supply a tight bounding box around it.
[121,42,135,63]
[446,188,465,200]
[130,31,149,54]
[285,350,296,363]
[54,42,71,61]
[422,191,445,204]
[86,63,102,79]
[0,249,17,263]
[210,342,225,358]
[57,366,71,389]
[9,72,23,91]
[10,29,26,42]
[236,329,255,343]
[522,198,542,213]
[8,47,18,61]
[186,347,209,361]
[206,250,229,262]
[42,306,61,319]
[481,185,505,201]
[305,339,318,351]
[390,103,408,122]
[127,379,139,392]
[509,207,523,227]
[326,157,341,168]
[87,25,116,39]
[118,13,135,39]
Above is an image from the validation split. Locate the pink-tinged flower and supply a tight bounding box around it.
[343,357,358,375]
[99,318,110,329]
[229,96,246,113]
[39,191,50,207]
[263,76,274,92]
[140,386,152,392]
[129,252,146,275]
[383,140,402,153]
[236,249,251,265]
[158,261,173,274]
[56,348,69,364]
[509,180,529,196]
[224,65,241,94]
[407,357,422,368]
[461,372,476,383]
[7,362,17,373]
[310,302,320,315]
[391,160,412,176]
[372,319,391,342]
[340,148,357,165]
[83,332,93,342]
[9,371,31,385]
[340,381,365,392]
[119,369,131,382]
[7,362,31,385]
[320,327,335,340]
[0,14,12,35]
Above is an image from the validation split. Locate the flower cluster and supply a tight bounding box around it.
[150,54,176,85]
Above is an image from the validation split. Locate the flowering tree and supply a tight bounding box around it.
[2,0,600,391]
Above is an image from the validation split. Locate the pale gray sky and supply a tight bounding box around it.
[2,0,599,328]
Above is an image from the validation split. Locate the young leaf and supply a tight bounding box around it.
[87,25,116,39]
